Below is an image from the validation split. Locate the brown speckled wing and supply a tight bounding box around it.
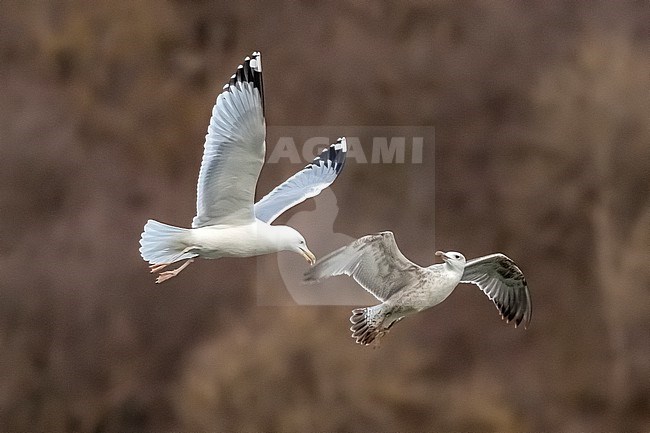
[304,231,422,301]
[460,253,532,328]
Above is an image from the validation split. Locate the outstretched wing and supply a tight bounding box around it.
[254,138,347,224]
[461,253,532,328]
[192,52,266,228]
[304,231,423,301]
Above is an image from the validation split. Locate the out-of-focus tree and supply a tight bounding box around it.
[532,30,650,421]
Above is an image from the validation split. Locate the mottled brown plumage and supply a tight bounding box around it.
[305,231,532,346]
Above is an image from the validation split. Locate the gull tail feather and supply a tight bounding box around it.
[139,220,197,264]
[349,305,385,346]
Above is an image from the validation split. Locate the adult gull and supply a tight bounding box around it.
[304,231,532,346]
[140,52,347,283]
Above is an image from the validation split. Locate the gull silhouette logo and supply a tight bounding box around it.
[256,188,376,306]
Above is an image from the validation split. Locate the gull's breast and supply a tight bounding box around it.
[404,270,462,312]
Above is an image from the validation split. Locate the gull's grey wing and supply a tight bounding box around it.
[304,231,422,301]
[254,138,347,223]
[460,253,532,328]
[192,52,266,228]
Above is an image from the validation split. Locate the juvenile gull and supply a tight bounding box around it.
[304,231,532,346]
[140,52,347,283]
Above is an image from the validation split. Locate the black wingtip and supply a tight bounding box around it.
[307,137,347,174]
[495,287,532,329]
[332,137,347,170]
[223,51,264,113]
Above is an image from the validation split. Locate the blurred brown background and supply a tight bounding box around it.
[1,1,649,431]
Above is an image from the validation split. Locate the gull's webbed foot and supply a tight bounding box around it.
[154,259,194,284]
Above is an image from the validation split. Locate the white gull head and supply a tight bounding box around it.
[272,225,316,265]
[435,250,466,271]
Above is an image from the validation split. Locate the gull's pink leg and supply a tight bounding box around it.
[372,318,403,349]
[150,263,170,273]
[372,332,385,349]
[384,317,403,330]
[155,259,194,284]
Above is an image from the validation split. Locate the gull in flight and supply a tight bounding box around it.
[304,231,532,346]
[140,52,347,283]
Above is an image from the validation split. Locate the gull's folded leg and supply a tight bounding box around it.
[372,317,404,349]
[384,317,403,330]
[149,263,170,273]
[372,331,386,349]
[155,259,194,284]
